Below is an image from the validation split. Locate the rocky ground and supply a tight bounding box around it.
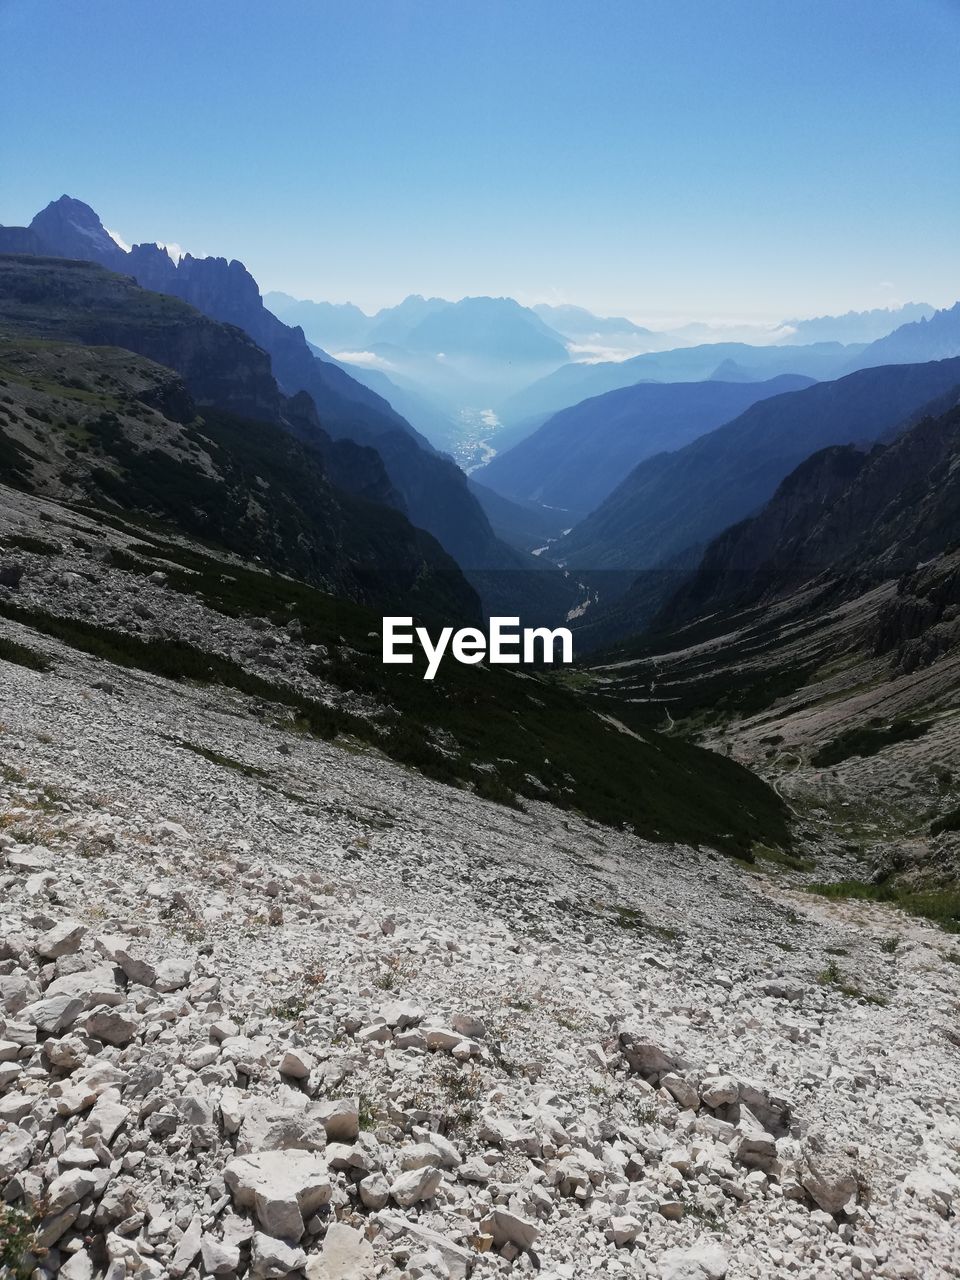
[1,491,959,1279]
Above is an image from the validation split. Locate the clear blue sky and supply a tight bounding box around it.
[2,0,959,320]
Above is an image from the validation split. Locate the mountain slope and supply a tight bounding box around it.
[581,399,960,914]
[554,358,960,579]
[660,394,960,630]
[499,340,863,428]
[480,374,814,516]
[0,333,479,625]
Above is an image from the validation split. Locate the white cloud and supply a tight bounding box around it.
[335,350,396,371]
[158,242,186,264]
[105,227,130,252]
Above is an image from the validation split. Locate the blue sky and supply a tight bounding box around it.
[2,0,959,320]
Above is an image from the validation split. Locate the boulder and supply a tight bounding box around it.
[224,1150,332,1240]
[390,1165,443,1207]
[305,1222,376,1279]
[798,1131,859,1215]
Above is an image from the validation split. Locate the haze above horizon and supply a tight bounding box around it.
[3,0,959,321]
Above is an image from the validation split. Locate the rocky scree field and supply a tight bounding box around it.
[0,493,958,1278]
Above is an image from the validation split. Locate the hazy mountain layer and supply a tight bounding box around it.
[498,341,863,429]
[553,359,960,583]
[850,302,960,372]
[480,374,814,516]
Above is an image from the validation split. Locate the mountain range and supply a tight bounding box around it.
[265,286,934,465]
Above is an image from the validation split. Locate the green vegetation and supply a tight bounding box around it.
[173,740,270,780]
[0,534,792,854]
[809,879,960,934]
[752,842,815,872]
[817,956,887,1005]
[811,718,931,767]
[0,1201,45,1278]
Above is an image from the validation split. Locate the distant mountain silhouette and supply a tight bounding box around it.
[264,292,372,351]
[849,302,960,371]
[780,302,934,346]
[532,303,657,340]
[398,296,568,365]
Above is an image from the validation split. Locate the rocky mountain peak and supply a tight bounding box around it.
[30,195,127,271]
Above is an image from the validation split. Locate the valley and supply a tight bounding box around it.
[1,200,959,1280]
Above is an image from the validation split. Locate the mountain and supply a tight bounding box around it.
[394,296,569,365]
[467,478,570,552]
[532,303,657,341]
[780,302,935,346]
[499,340,863,429]
[0,254,284,424]
[480,374,814,517]
[263,292,372,350]
[660,391,960,631]
[364,294,450,347]
[850,301,960,371]
[552,357,960,588]
[20,197,566,618]
[0,271,479,625]
[27,194,128,272]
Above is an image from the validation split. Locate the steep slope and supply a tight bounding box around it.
[467,478,570,552]
[0,255,284,423]
[0,483,788,852]
[553,359,960,580]
[850,301,960,371]
[499,340,863,428]
[480,374,814,516]
[0,334,479,625]
[661,396,960,629]
[23,198,541,605]
[582,400,960,912]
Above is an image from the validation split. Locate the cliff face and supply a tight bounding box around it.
[0,255,283,423]
[659,399,960,629]
[875,554,960,674]
[0,334,479,625]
